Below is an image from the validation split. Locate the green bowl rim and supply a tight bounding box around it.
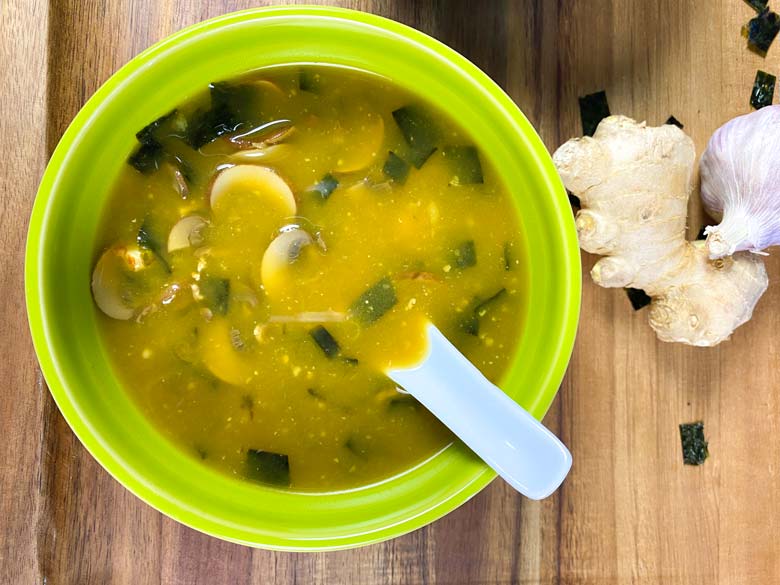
[25,5,581,550]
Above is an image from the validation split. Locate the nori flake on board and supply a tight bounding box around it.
[625,288,652,310]
[751,70,776,108]
[745,0,769,14]
[679,421,709,465]
[578,90,611,136]
[745,9,780,56]
[665,115,684,129]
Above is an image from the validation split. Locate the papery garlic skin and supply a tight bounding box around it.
[700,105,780,259]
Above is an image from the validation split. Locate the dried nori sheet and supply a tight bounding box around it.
[679,421,709,465]
[751,70,776,108]
[578,91,610,136]
[745,0,769,13]
[625,288,651,310]
[746,9,780,56]
[665,115,684,129]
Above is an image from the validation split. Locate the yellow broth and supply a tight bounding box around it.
[93,66,527,490]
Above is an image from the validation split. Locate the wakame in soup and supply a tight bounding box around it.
[92,66,527,490]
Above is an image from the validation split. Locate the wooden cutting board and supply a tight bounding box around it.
[3,1,778,583]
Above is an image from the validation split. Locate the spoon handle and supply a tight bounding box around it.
[387,323,572,500]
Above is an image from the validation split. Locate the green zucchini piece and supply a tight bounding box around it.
[306,173,339,200]
[310,325,340,358]
[459,288,507,336]
[578,90,610,137]
[200,277,230,316]
[245,449,290,486]
[442,146,484,185]
[625,287,651,311]
[751,70,776,109]
[679,421,709,465]
[382,151,410,183]
[392,105,438,168]
[453,240,477,269]
[136,219,171,273]
[350,277,397,325]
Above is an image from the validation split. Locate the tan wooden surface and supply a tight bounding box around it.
[3,0,779,583]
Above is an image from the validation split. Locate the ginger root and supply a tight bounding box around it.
[553,115,768,346]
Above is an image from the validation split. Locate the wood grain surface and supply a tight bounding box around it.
[3,0,779,583]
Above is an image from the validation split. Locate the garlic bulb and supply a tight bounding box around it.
[700,105,780,259]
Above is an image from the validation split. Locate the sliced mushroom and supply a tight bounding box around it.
[260,228,314,296]
[201,318,256,386]
[168,215,209,253]
[333,110,385,174]
[91,245,148,320]
[228,119,294,149]
[210,165,296,217]
[229,143,292,164]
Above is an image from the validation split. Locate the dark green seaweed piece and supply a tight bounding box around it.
[665,115,684,129]
[453,240,477,269]
[310,325,340,358]
[136,219,171,273]
[442,146,484,185]
[128,110,179,174]
[306,173,339,200]
[387,394,419,410]
[567,190,581,209]
[194,445,208,460]
[240,394,255,420]
[350,277,397,325]
[460,288,507,336]
[578,90,610,137]
[751,70,776,108]
[200,277,230,316]
[745,0,769,13]
[341,356,359,366]
[307,387,324,399]
[696,226,708,240]
[344,436,369,457]
[382,151,410,184]
[392,105,438,168]
[186,82,261,149]
[503,242,513,271]
[245,449,290,486]
[299,69,320,93]
[679,421,709,465]
[625,287,651,310]
[746,9,780,56]
[128,141,164,174]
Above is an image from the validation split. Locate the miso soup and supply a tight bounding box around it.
[92,66,527,490]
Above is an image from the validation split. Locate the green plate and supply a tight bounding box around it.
[25,6,580,550]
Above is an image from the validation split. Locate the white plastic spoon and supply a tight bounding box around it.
[386,322,572,500]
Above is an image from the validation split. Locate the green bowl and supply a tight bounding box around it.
[25,6,580,550]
